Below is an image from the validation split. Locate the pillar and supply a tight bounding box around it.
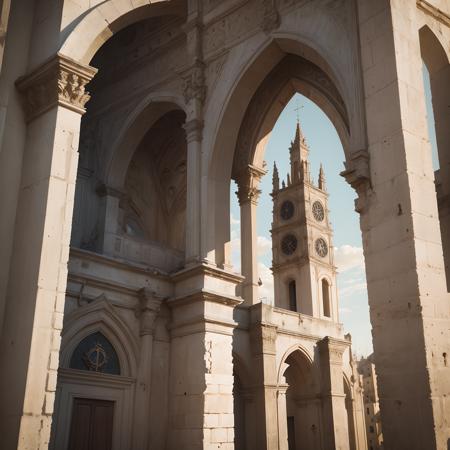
[355,1,450,448]
[249,303,279,450]
[0,54,96,449]
[236,165,266,305]
[318,337,350,450]
[277,385,289,450]
[184,118,203,265]
[132,288,163,450]
[167,264,243,450]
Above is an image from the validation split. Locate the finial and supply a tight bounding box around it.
[272,162,279,192]
[318,163,326,190]
[287,173,291,186]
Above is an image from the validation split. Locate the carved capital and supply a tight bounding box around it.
[261,0,280,33]
[16,53,97,122]
[235,164,267,206]
[135,288,163,336]
[182,61,207,105]
[318,336,348,365]
[184,118,204,143]
[340,150,372,214]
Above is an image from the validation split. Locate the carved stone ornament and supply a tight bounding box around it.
[235,164,267,206]
[318,336,348,365]
[184,118,204,143]
[340,150,372,214]
[261,0,280,33]
[16,53,97,122]
[135,288,163,336]
[182,61,207,105]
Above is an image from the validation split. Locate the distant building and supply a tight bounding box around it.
[358,355,384,450]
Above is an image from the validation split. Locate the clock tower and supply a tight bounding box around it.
[271,121,338,320]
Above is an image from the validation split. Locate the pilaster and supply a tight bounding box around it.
[249,303,279,450]
[132,289,163,450]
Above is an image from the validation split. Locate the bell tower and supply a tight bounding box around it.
[271,121,338,320]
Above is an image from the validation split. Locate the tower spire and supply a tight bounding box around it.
[318,164,326,191]
[289,119,309,182]
[272,162,279,193]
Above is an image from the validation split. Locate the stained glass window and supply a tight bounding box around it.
[70,332,120,375]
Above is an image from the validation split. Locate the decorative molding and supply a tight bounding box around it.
[417,0,450,27]
[182,60,207,105]
[135,289,164,336]
[16,53,97,122]
[235,164,267,205]
[340,150,372,214]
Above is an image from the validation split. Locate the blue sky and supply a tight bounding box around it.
[230,67,438,357]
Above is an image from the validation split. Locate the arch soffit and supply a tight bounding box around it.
[105,93,186,190]
[60,297,139,377]
[419,25,450,74]
[232,54,350,178]
[277,343,314,385]
[60,0,186,65]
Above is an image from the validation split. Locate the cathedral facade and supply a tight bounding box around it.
[0,1,449,450]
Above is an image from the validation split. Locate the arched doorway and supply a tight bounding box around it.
[283,349,321,450]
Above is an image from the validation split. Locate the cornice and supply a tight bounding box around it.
[417,0,450,27]
[170,262,244,284]
[16,53,97,122]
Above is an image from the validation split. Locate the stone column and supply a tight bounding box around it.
[277,385,289,450]
[355,2,450,448]
[318,337,350,450]
[0,54,96,449]
[184,118,203,265]
[236,165,266,305]
[249,303,279,450]
[132,288,163,450]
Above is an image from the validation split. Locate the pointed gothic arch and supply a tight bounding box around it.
[59,0,186,65]
[60,296,139,378]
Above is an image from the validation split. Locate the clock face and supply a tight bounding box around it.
[281,234,298,255]
[315,238,328,257]
[280,200,294,221]
[312,201,325,222]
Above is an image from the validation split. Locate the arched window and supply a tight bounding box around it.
[322,279,331,318]
[70,332,120,375]
[288,280,297,312]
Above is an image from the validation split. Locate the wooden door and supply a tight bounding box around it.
[68,398,114,450]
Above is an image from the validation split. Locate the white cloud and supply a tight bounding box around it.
[230,213,240,227]
[257,262,274,305]
[334,245,365,273]
[339,281,367,298]
[257,235,272,257]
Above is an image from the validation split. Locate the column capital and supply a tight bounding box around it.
[340,149,373,214]
[235,164,267,206]
[135,289,164,336]
[318,336,349,365]
[16,53,97,122]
